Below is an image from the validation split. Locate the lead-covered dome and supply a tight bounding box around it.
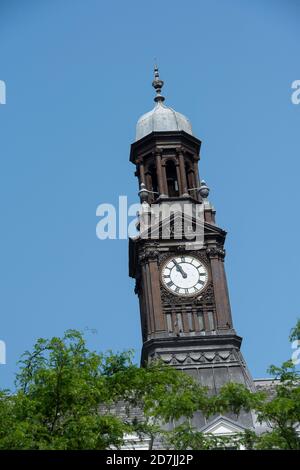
[135,67,193,141]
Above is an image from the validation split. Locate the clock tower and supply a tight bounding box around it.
[129,68,254,423]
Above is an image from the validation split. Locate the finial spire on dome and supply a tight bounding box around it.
[135,65,193,140]
[152,65,165,103]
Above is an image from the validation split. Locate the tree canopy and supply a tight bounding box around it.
[0,321,299,449]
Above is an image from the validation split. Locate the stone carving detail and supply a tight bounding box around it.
[157,349,237,365]
[206,246,226,260]
[192,283,215,305]
[160,289,187,305]
[160,281,215,307]
[160,217,187,240]
[175,245,187,253]
[138,243,160,264]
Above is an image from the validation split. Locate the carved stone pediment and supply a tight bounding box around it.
[137,210,226,244]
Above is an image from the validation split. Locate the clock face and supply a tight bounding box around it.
[161,256,208,296]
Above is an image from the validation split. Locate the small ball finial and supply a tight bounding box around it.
[138,182,149,202]
[199,180,210,199]
[152,65,165,103]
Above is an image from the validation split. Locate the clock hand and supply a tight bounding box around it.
[173,260,187,279]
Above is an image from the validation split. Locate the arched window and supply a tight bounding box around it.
[166,160,179,197]
[145,164,158,201]
[148,164,158,193]
[185,163,192,190]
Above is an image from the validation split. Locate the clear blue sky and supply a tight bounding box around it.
[0,0,299,389]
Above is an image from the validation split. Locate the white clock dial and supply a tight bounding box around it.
[161,256,208,296]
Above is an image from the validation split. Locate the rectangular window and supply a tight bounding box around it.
[207,311,215,330]
[187,311,194,331]
[166,313,173,332]
[197,311,204,331]
[176,313,183,332]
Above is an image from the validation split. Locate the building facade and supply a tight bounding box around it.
[129,68,256,435]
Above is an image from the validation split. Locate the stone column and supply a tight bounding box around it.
[148,258,165,332]
[193,158,200,201]
[141,262,154,336]
[207,247,233,330]
[175,162,182,195]
[155,150,166,197]
[193,158,200,187]
[161,160,168,196]
[139,159,146,186]
[140,247,165,336]
[178,150,188,196]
